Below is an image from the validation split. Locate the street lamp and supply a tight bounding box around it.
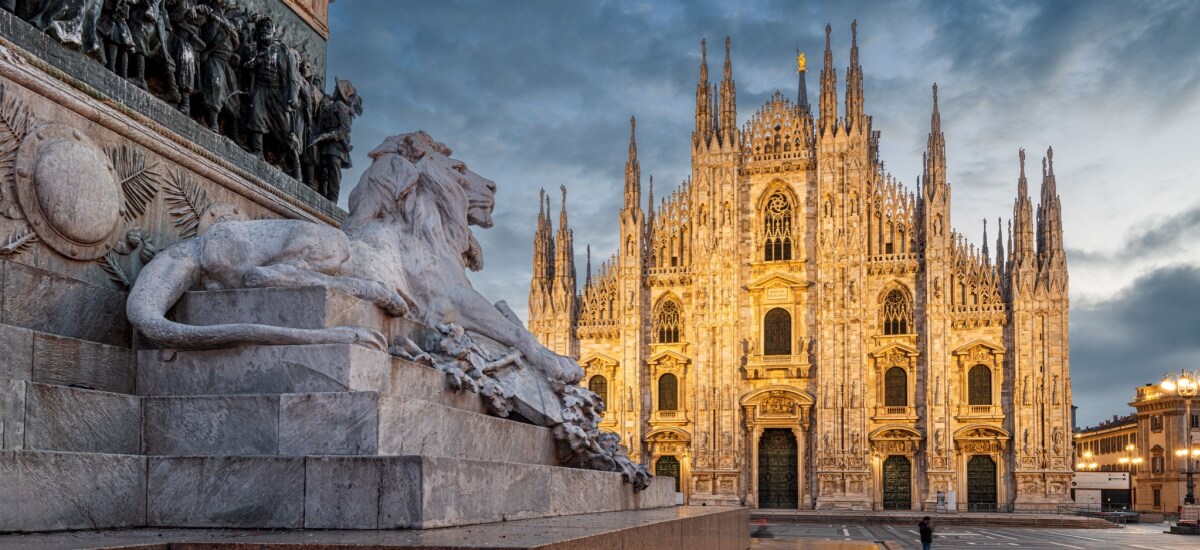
[1161,370,1199,505]
[1118,443,1143,473]
[1077,450,1098,471]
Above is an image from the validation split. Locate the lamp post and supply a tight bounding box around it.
[1076,450,1098,472]
[1118,443,1143,474]
[1161,371,1199,505]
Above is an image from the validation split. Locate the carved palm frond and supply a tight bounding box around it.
[0,83,34,220]
[108,145,162,222]
[97,252,131,289]
[163,169,210,239]
[0,226,36,256]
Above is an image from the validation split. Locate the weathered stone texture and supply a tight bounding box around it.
[136,344,389,396]
[304,456,386,529]
[31,332,135,393]
[175,287,389,333]
[142,396,278,456]
[0,379,25,450]
[279,392,378,456]
[1,261,130,346]
[146,456,303,528]
[0,450,146,531]
[0,324,33,382]
[377,397,557,466]
[23,384,140,454]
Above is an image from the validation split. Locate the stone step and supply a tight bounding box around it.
[142,392,558,466]
[146,455,675,530]
[1,380,141,454]
[137,344,486,415]
[172,286,430,343]
[1,322,135,394]
[0,450,146,532]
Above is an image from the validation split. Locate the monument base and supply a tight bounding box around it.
[0,506,748,549]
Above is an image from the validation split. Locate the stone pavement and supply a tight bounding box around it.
[751,509,1115,528]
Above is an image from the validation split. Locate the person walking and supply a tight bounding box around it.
[918,516,934,550]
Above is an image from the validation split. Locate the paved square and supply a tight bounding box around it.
[750,520,1200,549]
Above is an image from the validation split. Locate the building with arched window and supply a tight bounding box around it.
[528,24,1072,512]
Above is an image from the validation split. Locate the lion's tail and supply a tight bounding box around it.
[127,240,368,349]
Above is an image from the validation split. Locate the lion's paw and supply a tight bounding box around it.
[379,291,410,317]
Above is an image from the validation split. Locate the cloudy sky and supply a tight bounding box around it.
[326,0,1200,428]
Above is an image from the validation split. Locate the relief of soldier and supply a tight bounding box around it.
[1,1,358,202]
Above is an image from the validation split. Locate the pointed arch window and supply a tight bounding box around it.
[763,308,792,356]
[655,299,682,343]
[762,192,793,261]
[588,375,608,405]
[968,365,992,405]
[881,289,912,335]
[884,367,908,407]
[658,374,678,411]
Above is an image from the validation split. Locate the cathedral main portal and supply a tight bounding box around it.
[758,429,799,508]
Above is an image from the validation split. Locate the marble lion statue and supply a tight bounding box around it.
[127,131,583,385]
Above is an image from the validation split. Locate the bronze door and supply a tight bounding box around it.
[882,456,912,510]
[967,455,998,511]
[656,455,681,492]
[757,429,798,508]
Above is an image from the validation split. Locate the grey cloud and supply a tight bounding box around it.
[1070,264,1200,427]
[1067,203,1200,266]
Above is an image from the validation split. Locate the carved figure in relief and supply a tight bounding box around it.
[165,0,207,114]
[1022,375,1030,405]
[29,0,105,60]
[934,429,943,455]
[1051,428,1063,455]
[311,78,360,201]
[128,0,177,97]
[1052,375,1060,405]
[1022,427,1032,456]
[850,430,859,454]
[98,0,134,77]
[196,0,240,134]
[934,375,942,405]
[243,15,300,175]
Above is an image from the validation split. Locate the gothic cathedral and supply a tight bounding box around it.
[527,23,1073,512]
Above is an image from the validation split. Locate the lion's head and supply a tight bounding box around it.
[343,131,497,271]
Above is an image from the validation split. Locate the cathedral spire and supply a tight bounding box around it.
[1037,146,1065,272]
[797,48,810,112]
[981,218,989,262]
[1012,148,1036,269]
[819,23,838,133]
[924,84,947,202]
[585,244,592,285]
[624,115,642,217]
[694,38,713,146]
[845,20,865,130]
[554,184,576,299]
[718,36,737,145]
[995,217,1005,274]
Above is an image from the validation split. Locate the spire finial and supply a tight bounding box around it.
[851,19,858,45]
[825,23,832,47]
[723,36,732,78]
[538,188,545,217]
[1046,146,1054,175]
[1019,148,1026,177]
[797,48,806,72]
[560,184,567,210]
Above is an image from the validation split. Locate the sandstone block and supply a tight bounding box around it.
[0,324,33,382]
[146,456,304,528]
[0,450,146,531]
[23,383,140,454]
[142,395,278,455]
[136,344,390,396]
[31,332,135,393]
[280,392,378,455]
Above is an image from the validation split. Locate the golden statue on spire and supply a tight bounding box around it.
[797,51,807,72]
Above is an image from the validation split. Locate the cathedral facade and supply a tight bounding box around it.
[527,23,1073,512]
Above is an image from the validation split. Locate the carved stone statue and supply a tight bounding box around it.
[125,132,648,486]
